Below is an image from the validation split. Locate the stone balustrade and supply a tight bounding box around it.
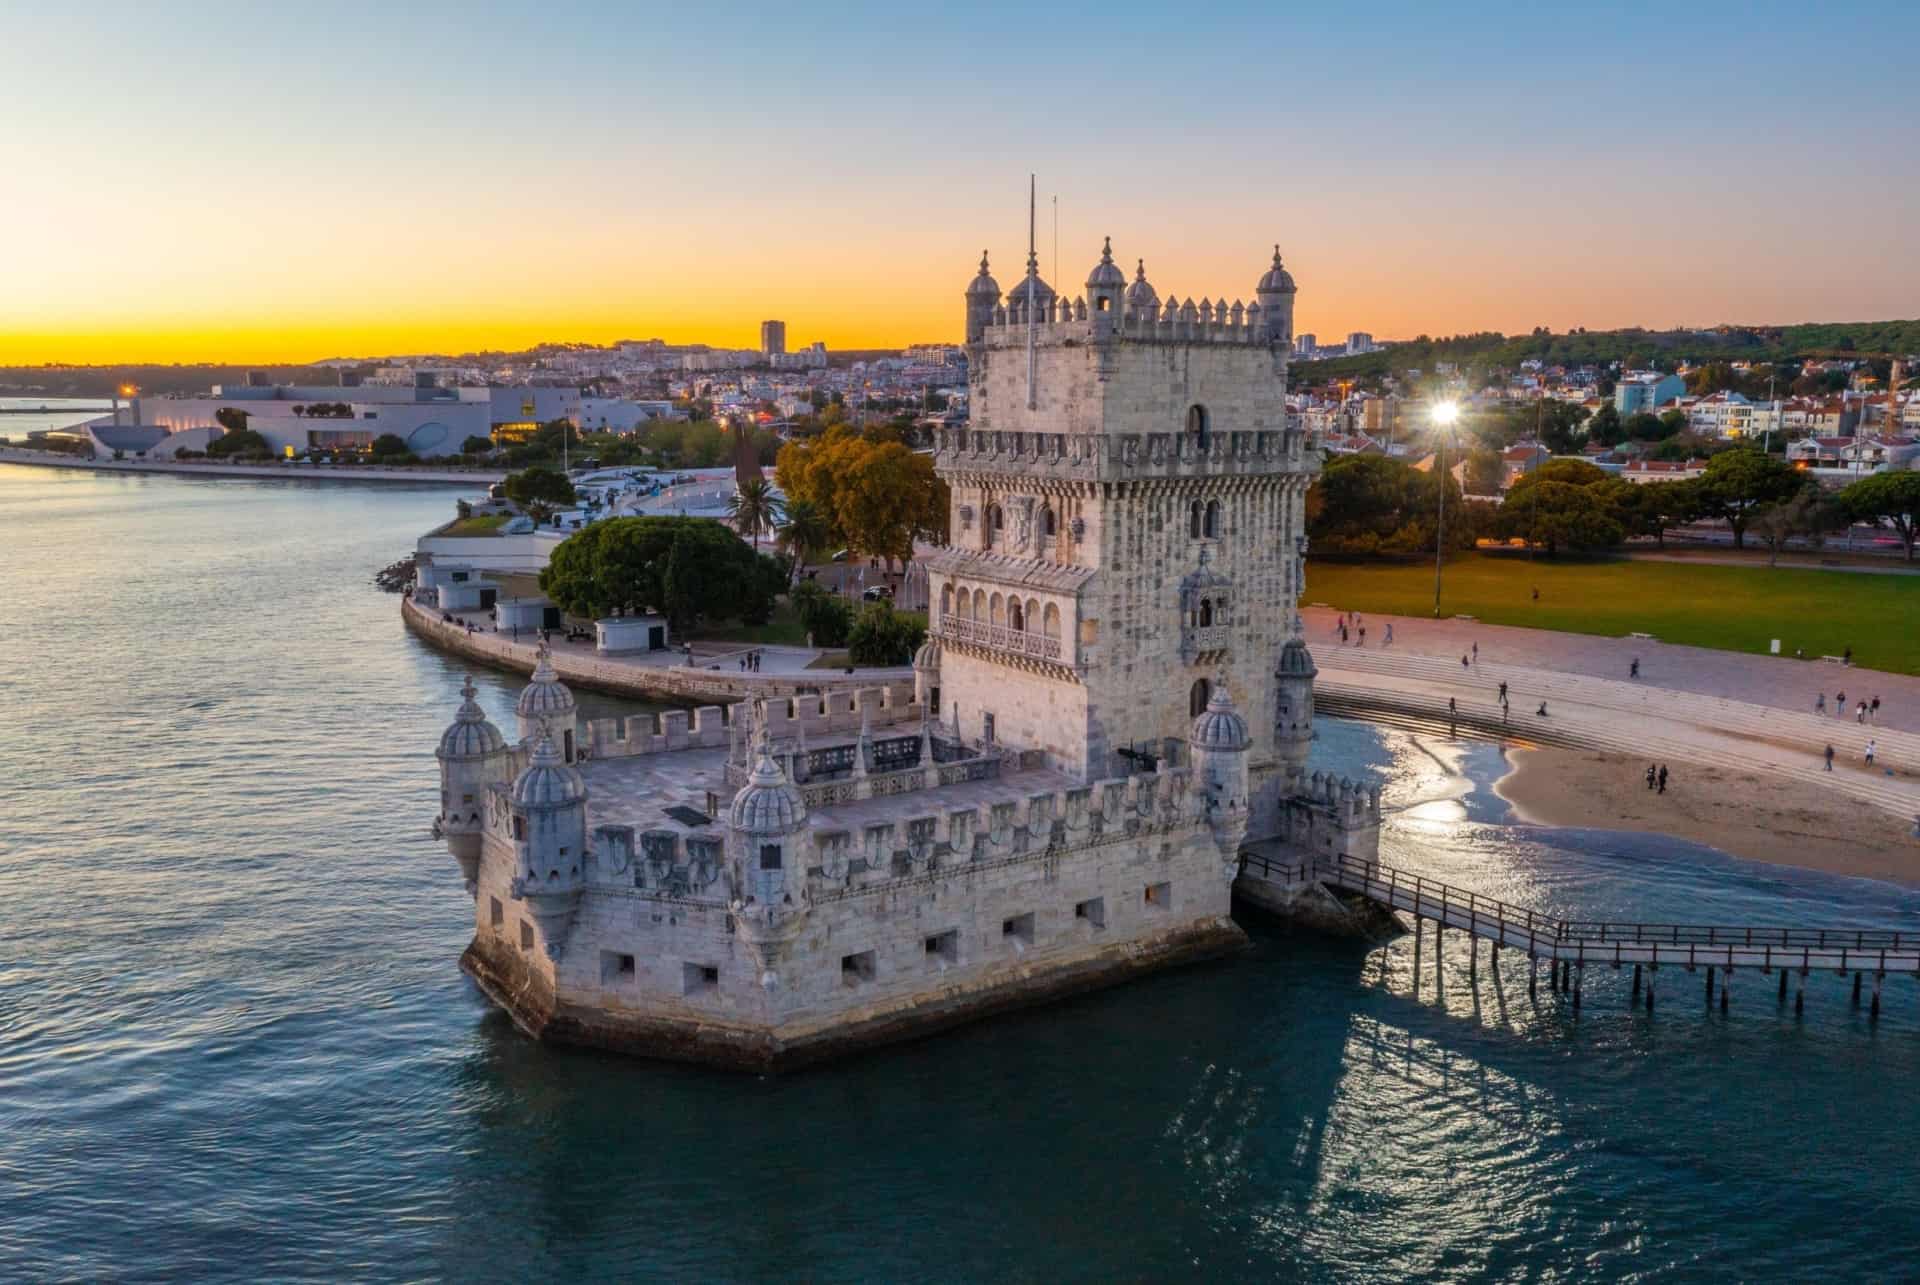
[939,615,1064,661]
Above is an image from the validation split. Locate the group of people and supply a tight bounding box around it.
[1333,612,1392,648]
[1816,690,1884,723]
[736,650,767,672]
[1824,740,1880,771]
[1644,763,1669,794]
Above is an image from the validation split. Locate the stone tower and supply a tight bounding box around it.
[1274,636,1317,783]
[928,238,1321,841]
[1187,679,1252,867]
[435,677,511,896]
[507,721,589,957]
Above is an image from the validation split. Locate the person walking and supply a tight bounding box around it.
[1816,692,1826,715]
[1630,657,1640,679]
[1472,642,1479,664]
[1866,739,1877,767]
[1462,654,1471,670]
[1836,690,1846,718]
[1646,764,1657,791]
[1657,764,1668,794]
[1358,625,1367,647]
[1870,696,1881,723]
[1384,622,1395,647]
[1537,701,1549,717]
[1857,700,1868,724]
[1824,744,1835,772]
[1844,646,1853,666]
[1498,680,1508,704]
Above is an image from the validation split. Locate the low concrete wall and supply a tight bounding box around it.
[402,593,911,705]
[0,447,499,486]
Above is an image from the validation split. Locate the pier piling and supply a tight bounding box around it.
[1852,971,1863,1009]
[1528,956,1537,998]
[1872,973,1883,1021]
[1706,966,1715,1005]
[1721,969,1730,1013]
[1573,964,1583,1011]
[1795,971,1806,1017]
[1632,963,1642,1005]
[1779,970,1789,1004]
[1646,968,1656,1012]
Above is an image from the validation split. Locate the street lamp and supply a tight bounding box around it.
[1431,400,1460,617]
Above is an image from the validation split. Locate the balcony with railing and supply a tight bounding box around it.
[939,615,1065,663]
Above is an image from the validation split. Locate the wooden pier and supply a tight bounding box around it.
[1240,852,1917,1020]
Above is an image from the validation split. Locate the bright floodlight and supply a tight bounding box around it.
[1431,401,1459,427]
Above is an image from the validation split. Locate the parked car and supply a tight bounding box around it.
[862,585,893,602]
[830,549,850,563]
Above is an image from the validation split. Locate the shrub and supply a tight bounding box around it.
[791,579,854,647]
[847,603,926,667]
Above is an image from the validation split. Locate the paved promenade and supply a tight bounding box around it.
[402,593,912,704]
[1304,609,1920,825]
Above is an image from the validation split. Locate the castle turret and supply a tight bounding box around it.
[435,677,510,896]
[1085,237,1126,332]
[516,643,578,763]
[1255,246,1297,348]
[964,251,1001,346]
[726,737,811,991]
[507,721,589,957]
[1188,680,1251,870]
[1275,636,1317,780]
[1123,258,1158,322]
[911,637,941,714]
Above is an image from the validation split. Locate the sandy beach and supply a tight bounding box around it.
[1497,747,1920,885]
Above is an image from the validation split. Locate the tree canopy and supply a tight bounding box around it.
[775,426,949,566]
[1691,449,1803,548]
[1307,454,1480,555]
[502,466,577,507]
[1839,470,1920,561]
[538,516,782,632]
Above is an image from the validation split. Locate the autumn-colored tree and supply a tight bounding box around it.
[776,427,949,566]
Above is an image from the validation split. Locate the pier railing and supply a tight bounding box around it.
[1240,852,1920,977]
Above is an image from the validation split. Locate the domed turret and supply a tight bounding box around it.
[436,677,512,895]
[964,250,1001,344]
[912,637,941,711]
[728,739,809,908]
[507,721,590,958]
[1005,243,1056,322]
[1255,245,1297,347]
[1124,259,1159,319]
[1187,680,1251,869]
[1085,236,1126,322]
[1189,684,1249,752]
[1275,637,1317,778]
[516,643,577,762]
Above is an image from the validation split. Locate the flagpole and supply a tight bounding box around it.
[1026,174,1038,411]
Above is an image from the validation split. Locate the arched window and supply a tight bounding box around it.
[1189,501,1203,539]
[1199,598,1213,627]
[1042,505,1056,538]
[971,588,985,620]
[984,504,1001,548]
[1025,598,1040,633]
[940,584,953,621]
[1009,599,1024,632]
[1189,677,1211,718]
[1187,404,1210,450]
[1204,499,1221,538]
[1042,603,1061,639]
[990,593,1005,628]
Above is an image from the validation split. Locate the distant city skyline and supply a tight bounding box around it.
[3,0,1916,365]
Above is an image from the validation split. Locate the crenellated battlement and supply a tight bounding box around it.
[579,682,921,760]
[981,295,1277,347]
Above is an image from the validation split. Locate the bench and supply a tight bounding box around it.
[1821,654,1847,664]
[1627,631,1655,640]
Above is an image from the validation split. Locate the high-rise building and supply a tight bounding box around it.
[760,320,787,357]
[1344,332,1374,354]
[1294,333,1317,357]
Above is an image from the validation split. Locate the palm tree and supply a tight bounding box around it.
[728,477,784,549]
[777,498,831,577]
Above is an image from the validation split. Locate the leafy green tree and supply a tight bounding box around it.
[206,427,269,458]
[777,498,832,577]
[847,603,927,666]
[1308,454,1473,556]
[791,579,854,646]
[213,407,251,434]
[1462,447,1505,496]
[462,434,495,455]
[1498,481,1625,553]
[1693,448,1802,549]
[1839,470,1920,561]
[1586,402,1624,446]
[370,433,411,459]
[1750,483,1838,567]
[538,516,775,633]
[726,476,784,548]
[502,466,577,507]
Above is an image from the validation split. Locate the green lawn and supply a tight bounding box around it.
[1306,553,1920,674]
[438,514,508,536]
[689,600,810,646]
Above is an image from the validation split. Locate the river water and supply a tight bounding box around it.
[3,462,1919,1281]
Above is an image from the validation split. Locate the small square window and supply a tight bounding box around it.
[601,951,636,984]
[1145,882,1172,912]
[512,816,526,841]
[682,962,719,995]
[760,843,782,871]
[1075,897,1106,930]
[519,921,535,951]
[925,930,958,966]
[841,950,876,986]
[1002,912,1034,948]
[489,897,504,928]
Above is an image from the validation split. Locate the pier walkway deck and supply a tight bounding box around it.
[1241,852,1918,1018]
